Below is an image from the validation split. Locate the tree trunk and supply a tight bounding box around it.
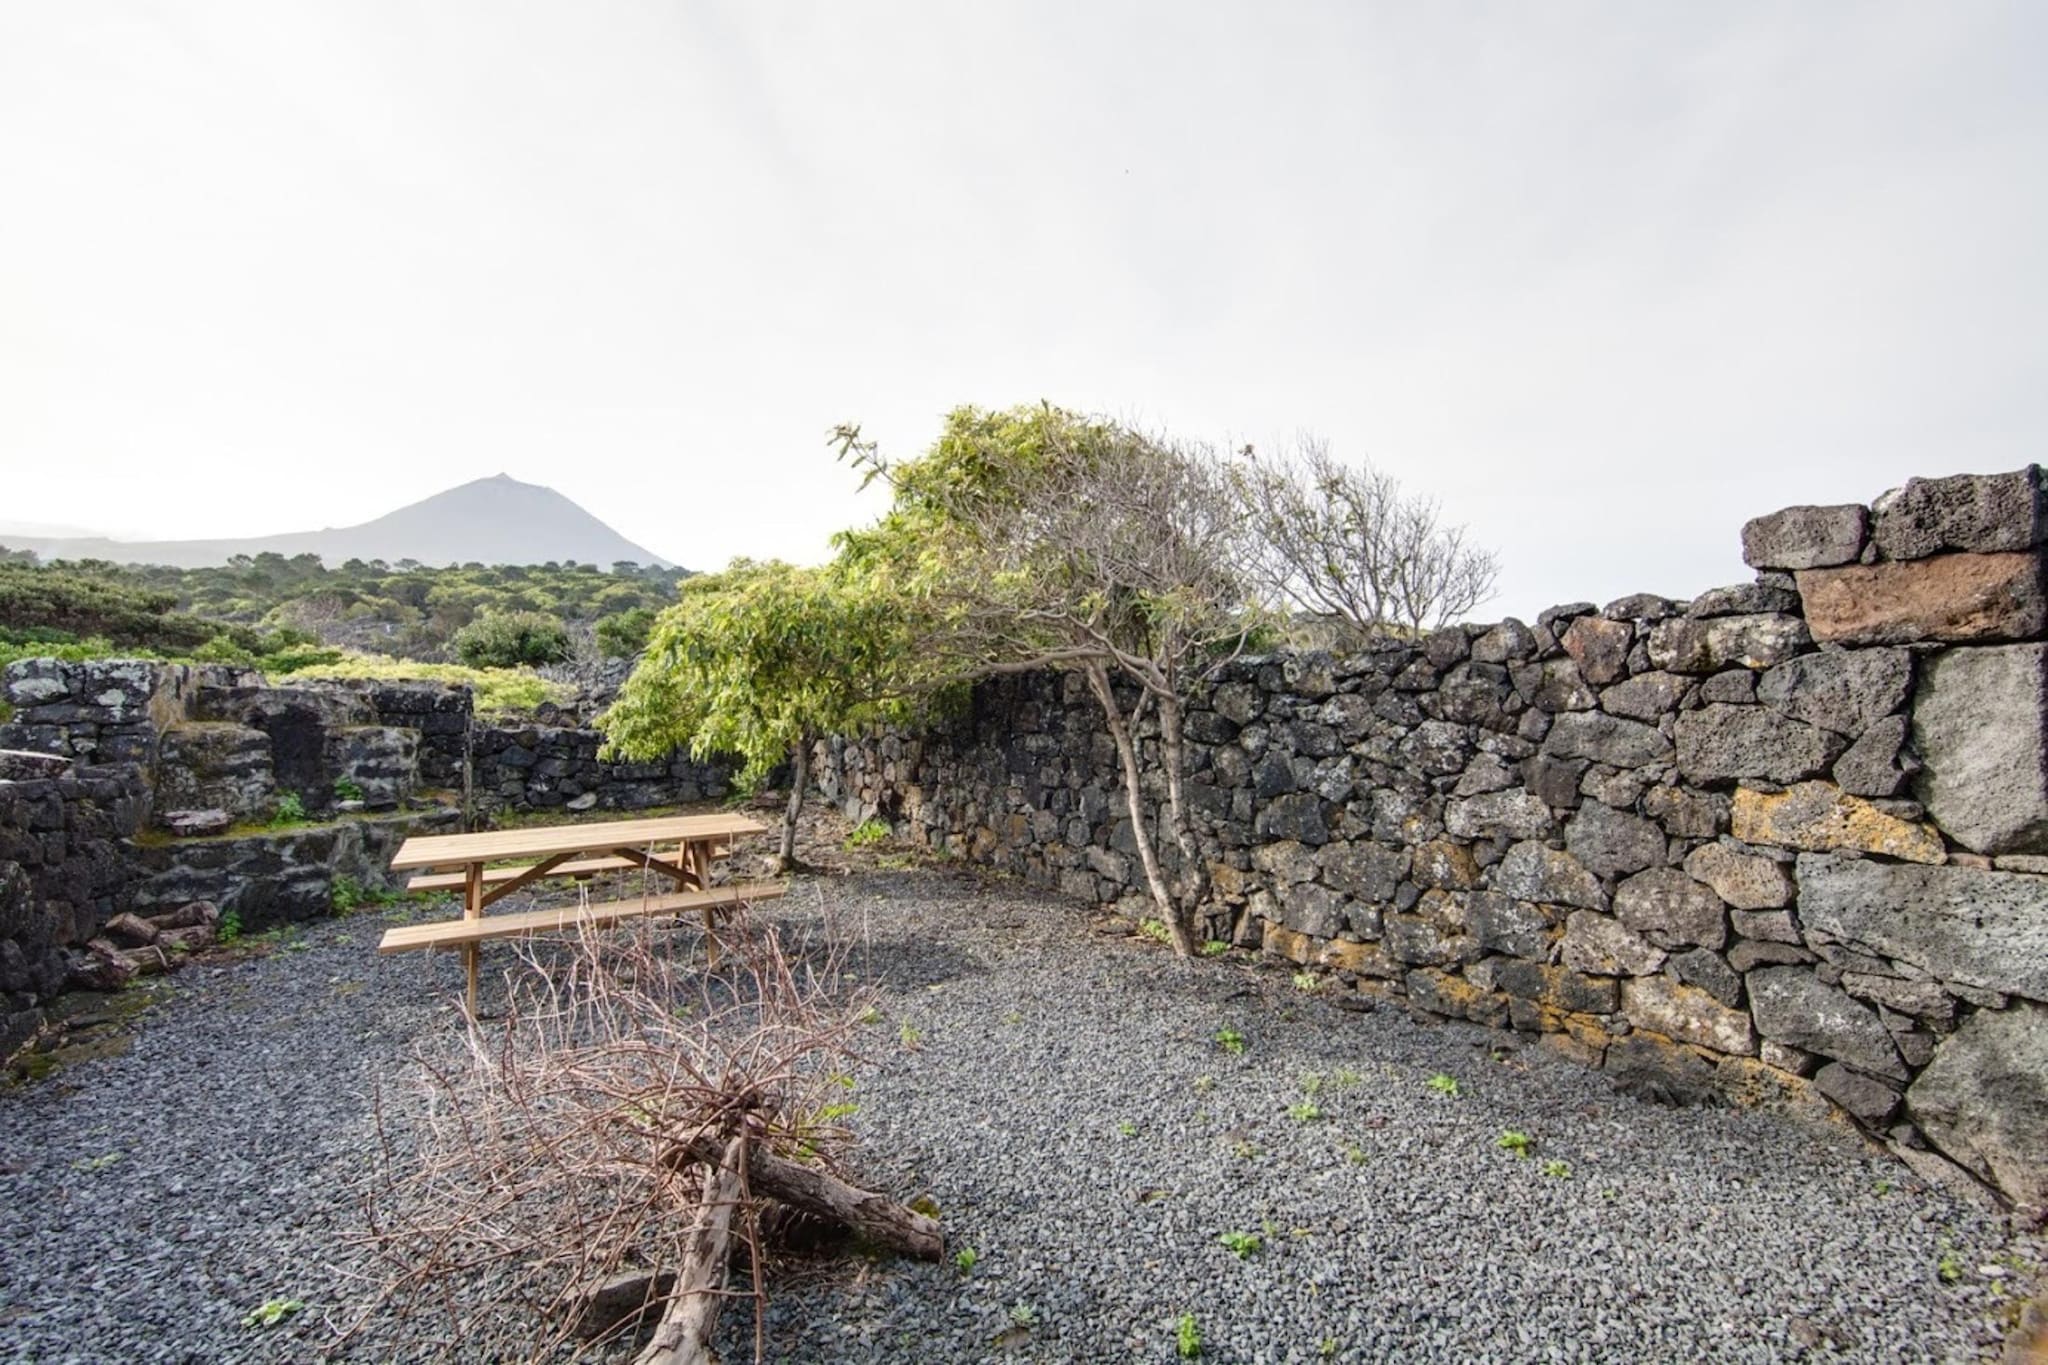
[776,736,813,872]
[1155,691,1211,924]
[1085,663,1194,958]
[666,1133,942,1261]
[636,1134,746,1365]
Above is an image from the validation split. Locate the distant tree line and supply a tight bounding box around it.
[0,550,691,670]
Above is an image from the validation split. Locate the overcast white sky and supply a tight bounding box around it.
[2,2,2043,618]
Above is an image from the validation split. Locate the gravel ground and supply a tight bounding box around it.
[0,846,2039,1364]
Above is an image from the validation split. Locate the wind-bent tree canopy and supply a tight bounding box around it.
[599,559,926,869]
[835,404,1263,957]
[1234,438,1500,637]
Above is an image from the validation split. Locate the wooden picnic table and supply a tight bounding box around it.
[379,812,784,1014]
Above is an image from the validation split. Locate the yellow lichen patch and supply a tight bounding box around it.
[1208,862,1249,899]
[1261,923,1315,965]
[1539,1031,1606,1067]
[1730,782,1945,864]
[1713,1056,1832,1124]
[1316,938,1397,977]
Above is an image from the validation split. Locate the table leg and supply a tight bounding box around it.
[464,861,482,1017]
[692,838,720,965]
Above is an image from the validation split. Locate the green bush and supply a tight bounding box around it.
[276,655,573,717]
[452,611,572,668]
[594,606,656,658]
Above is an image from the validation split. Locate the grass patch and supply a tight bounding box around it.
[277,656,573,717]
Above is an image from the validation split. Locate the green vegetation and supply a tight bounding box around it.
[1541,1159,1572,1179]
[1217,1229,1262,1260]
[268,793,308,828]
[279,658,572,717]
[241,1298,304,1330]
[898,1023,923,1051]
[1214,1026,1246,1056]
[1199,939,1230,957]
[1007,1302,1039,1328]
[1291,971,1321,993]
[216,908,243,944]
[332,876,397,914]
[70,1152,121,1172]
[0,551,686,673]
[1138,918,1173,945]
[954,1247,978,1275]
[594,605,657,657]
[1287,1100,1323,1123]
[599,558,940,868]
[1176,1312,1202,1358]
[452,610,571,668]
[1426,1072,1461,1097]
[1116,1120,1138,1138]
[1496,1130,1535,1158]
[844,819,891,849]
[332,776,364,803]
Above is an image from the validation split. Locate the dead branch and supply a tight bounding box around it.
[347,908,927,1363]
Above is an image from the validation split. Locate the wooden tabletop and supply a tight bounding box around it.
[390,812,767,871]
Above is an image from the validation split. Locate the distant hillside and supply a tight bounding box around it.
[0,475,674,569]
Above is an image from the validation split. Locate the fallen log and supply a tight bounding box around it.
[664,1131,943,1262]
[637,1134,746,1365]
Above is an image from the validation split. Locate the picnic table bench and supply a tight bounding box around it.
[379,812,786,1013]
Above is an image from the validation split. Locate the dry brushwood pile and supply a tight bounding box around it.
[349,914,939,1364]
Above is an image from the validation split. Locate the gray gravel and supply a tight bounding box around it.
[0,866,2036,1364]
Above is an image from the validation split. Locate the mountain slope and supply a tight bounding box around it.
[0,475,674,569]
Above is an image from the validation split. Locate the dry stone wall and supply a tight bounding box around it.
[830,467,2048,1213]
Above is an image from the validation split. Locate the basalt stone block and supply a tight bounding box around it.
[1746,966,1904,1080]
[1796,552,2048,645]
[1755,648,1910,736]
[1644,785,1727,839]
[1675,704,1847,785]
[1491,841,1607,910]
[1795,853,2048,1002]
[1561,910,1665,976]
[1624,973,1755,1055]
[1814,1063,1902,1126]
[1509,658,1596,713]
[1741,503,1869,571]
[1873,466,2046,561]
[1646,614,1810,674]
[1444,789,1555,841]
[1668,948,1743,1008]
[1905,1001,2048,1212]
[1467,891,1555,959]
[1520,754,1587,809]
[1911,643,2048,856]
[1732,783,1944,863]
[1318,840,1409,901]
[1254,793,1329,846]
[1682,842,1792,909]
[1603,593,1682,622]
[1409,838,1480,891]
[1491,958,1620,1015]
[1599,671,1688,723]
[1614,867,1727,949]
[153,723,275,823]
[1832,716,1914,799]
[1564,801,1666,877]
[1560,617,1632,686]
[1470,619,1538,664]
[1686,581,1802,618]
[1543,711,1672,768]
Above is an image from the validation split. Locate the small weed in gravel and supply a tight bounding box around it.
[1218,1230,1262,1260]
[1427,1072,1461,1097]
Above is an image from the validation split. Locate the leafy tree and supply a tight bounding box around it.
[452,611,572,668]
[835,404,1262,956]
[600,560,931,869]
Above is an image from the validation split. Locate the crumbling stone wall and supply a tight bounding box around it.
[0,754,147,1051]
[829,467,2048,1213]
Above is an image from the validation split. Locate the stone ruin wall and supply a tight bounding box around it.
[827,467,2048,1214]
[0,659,735,1050]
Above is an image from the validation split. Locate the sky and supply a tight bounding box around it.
[2,1,2044,619]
